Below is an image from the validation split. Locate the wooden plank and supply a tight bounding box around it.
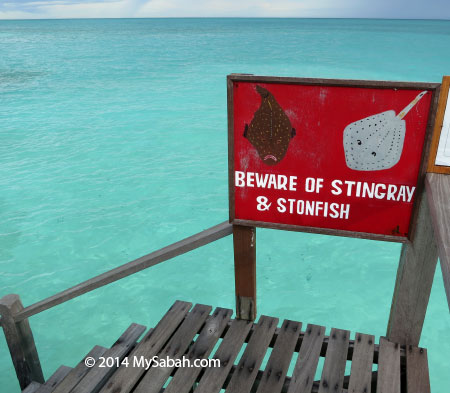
[376,338,400,393]
[52,346,108,393]
[255,319,302,393]
[35,366,72,393]
[222,319,403,364]
[227,365,376,393]
[73,323,146,393]
[133,304,212,393]
[347,333,375,393]
[195,318,253,393]
[70,343,129,393]
[99,301,191,393]
[228,74,237,223]
[287,324,326,393]
[406,346,431,393]
[108,323,146,348]
[225,315,279,393]
[233,225,257,320]
[407,79,440,241]
[233,219,408,244]
[227,74,439,90]
[387,191,438,346]
[164,307,233,393]
[14,223,231,322]
[426,172,450,311]
[428,77,450,174]
[318,328,350,393]
[0,294,44,390]
[22,382,42,393]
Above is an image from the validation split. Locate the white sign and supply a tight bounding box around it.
[435,96,450,166]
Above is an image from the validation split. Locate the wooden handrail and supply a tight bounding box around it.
[13,221,233,322]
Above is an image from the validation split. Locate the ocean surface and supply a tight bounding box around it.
[1,18,450,392]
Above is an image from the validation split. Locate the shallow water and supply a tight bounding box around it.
[0,18,449,392]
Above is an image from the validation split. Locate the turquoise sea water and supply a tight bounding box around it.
[1,18,450,392]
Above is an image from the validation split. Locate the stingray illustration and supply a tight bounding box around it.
[244,85,296,166]
[343,91,427,171]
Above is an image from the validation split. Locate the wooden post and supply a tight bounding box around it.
[233,225,256,320]
[425,173,450,311]
[0,294,44,390]
[387,192,438,346]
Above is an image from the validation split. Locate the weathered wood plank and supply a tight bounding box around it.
[287,324,326,393]
[406,346,431,393]
[225,315,279,393]
[195,318,253,393]
[347,333,375,393]
[71,323,146,393]
[133,304,212,393]
[70,344,128,393]
[164,307,233,393]
[426,172,450,311]
[255,319,302,393]
[387,191,438,345]
[109,323,146,349]
[52,346,108,393]
[226,365,376,393]
[35,366,72,393]
[222,317,399,364]
[376,338,400,393]
[227,74,439,90]
[233,225,257,320]
[427,76,450,174]
[233,219,408,244]
[99,301,191,393]
[14,223,231,322]
[0,294,44,390]
[318,328,350,393]
[22,382,42,393]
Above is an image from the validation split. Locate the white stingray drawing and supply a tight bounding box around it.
[343,91,427,171]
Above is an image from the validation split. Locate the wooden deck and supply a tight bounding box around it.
[20,301,430,393]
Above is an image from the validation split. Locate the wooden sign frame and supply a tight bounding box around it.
[228,74,440,243]
[428,76,450,174]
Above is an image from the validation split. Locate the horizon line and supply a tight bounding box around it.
[1,16,450,21]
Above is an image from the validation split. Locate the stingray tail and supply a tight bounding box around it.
[397,91,427,120]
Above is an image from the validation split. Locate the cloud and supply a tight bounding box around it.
[0,0,449,19]
[0,10,37,19]
[135,0,355,18]
[0,0,362,19]
[0,0,142,19]
[38,0,133,18]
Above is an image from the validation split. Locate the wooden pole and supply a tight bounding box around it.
[233,225,256,320]
[387,191,438,346]
[425,173,450,311]
[0,294,44,390]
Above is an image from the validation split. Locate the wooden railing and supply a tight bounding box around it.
[0,221,233,390]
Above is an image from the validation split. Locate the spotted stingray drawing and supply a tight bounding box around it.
[343,91,427,171]
[244,85,296,166]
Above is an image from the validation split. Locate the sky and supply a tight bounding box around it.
[0,0,450,20]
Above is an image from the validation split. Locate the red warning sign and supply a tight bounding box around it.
[228,76,436,241]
